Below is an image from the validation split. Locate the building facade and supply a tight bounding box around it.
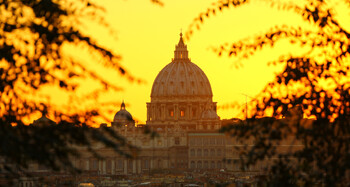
[68,33,304,176]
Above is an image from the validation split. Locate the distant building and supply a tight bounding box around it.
[69,33,304,176]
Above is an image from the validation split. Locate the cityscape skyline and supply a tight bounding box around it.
[37,0,311,124]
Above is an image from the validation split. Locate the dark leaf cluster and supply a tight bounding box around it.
[191,0,350,185]
[0,0,144,183]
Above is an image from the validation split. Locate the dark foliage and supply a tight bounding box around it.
[0,0,148,184]
[189,0,350,185]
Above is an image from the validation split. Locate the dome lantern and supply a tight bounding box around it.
[174,32,189,60]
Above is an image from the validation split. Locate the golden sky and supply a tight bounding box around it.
[83,0,313,124]
[49,0,322,124]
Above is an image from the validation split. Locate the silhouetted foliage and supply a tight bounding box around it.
[190,0,350,185]
[0,0,145,184]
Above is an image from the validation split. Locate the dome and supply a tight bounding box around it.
[151,33,212,99]
[113,101,133,122]
[146,33,218,126]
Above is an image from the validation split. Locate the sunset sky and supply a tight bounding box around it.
[53,0,321,124]
[77,0,313,124]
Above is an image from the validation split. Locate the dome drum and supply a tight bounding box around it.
[147,99,218,123]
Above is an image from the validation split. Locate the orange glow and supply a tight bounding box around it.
[38,0,350,124]
[180,110,185,117]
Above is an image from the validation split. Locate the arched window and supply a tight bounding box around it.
[211,149,215,156]
[197,161,202,169]
[204,149,208,157]
[190,161,195,169]
[217,149,222,156]
[197,149,202,157]
[190,149,195,156]
[217,161,222,169]
[211,161,215,169]
[204,161,208,169]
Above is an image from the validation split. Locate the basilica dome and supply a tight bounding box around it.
[146,33,219,126]
[150,33,212,99]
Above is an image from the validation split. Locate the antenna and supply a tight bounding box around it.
[241,93,254,120]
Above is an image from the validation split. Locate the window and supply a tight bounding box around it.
[128,160,133,170]
[192,108,196,117]
[175,137,180,145]
[211,161,215,169]
[116,159,123,170]
[106,160,112,172]
[142,139,150,146]
[190,161,195,169]
[91,159,98,170]
[143,159,149,169]
[197,149,202,157]
[210,138,215,145]
[217,138,222,145]
[157,139,162,146]
[217,161,222,169]
[204,161,208,169]
[203,138,208,145]
[169,110,174,117]
[158,159,163,168]
[180,110,185,117]
[189,138,195,145]
[196,138,202,145]
[204,149,208,157]
[190,149,195,156]
[217,149,222,156]
[210,149,215,156]
[77,160,83,169]
[197,161,202,169]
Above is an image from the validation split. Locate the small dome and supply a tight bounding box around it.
[113,101,133,122]
[201,109,219,120]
